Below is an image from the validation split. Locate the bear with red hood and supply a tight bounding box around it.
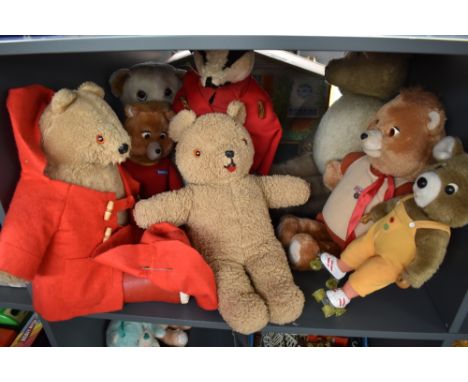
[0,82,217,321]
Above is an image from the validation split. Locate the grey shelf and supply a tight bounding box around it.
[0,285,32,311]
[87,272,462,341]
[1,35,468,56]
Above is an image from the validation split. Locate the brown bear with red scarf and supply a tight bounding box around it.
[278,88,447,271]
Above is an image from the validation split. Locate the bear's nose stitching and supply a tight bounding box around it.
[118,143,129,154]
[360,132,368,140]
[225,150,235,158]
[417,177,428,189]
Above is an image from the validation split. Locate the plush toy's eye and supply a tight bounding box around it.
[141,131,151,140]
[136,90,147,101]
[160,132,167,139]
[96,134,105,144]
[193,149,201,157]
[445,183,459,195]
[242,138,248,145]
[389,126,400,137]
[164,88,173,97]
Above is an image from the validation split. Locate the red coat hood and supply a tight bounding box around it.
[7,84,54,176]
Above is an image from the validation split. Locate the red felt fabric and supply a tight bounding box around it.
[173,70,282,175]
[0,85,217,321]
[122,157,183,199]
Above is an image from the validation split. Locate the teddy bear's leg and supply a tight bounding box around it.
[287,219,337,271]
[211,259,269,335]
[246,242,305,325]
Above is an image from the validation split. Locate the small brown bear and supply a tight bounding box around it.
[122,101,182,199]
[279,88,447,271]
[134,101,310,335]
[319,137,468,309]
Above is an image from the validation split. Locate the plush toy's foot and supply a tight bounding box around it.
[179,292,190,304]
[288,233,320,271]
[325,288,350,308]
[267,284,305,325]
[219,291,269,335]
[320,252,346,280]
[157,328,189,347]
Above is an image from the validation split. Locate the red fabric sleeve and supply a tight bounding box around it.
[341,152,366,174]
[245,83,283,176]
[172,84,187,114]
[395,181,414,196]
[168,161,184,191]
[0,179,67,280]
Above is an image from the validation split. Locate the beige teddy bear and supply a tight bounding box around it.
[134,101,310,334]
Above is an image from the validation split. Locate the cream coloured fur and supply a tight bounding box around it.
[134,101,310,334]
[0,82,131,288]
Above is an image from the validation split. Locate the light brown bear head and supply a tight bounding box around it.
[414,137,468,228]
[109,62,185,105]
[360,88,446,180]
[124,101,175,166]
[169,100,253,185]
[193,50,255,87]
[40,82,131,168]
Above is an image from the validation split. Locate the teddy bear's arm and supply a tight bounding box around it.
[257,175,310,209]
[368,197,401,222]
[133,188,193,229]
[402,229,450,288]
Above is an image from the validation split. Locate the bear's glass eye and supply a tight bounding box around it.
[242,138,248,145]
[193,149,201,157]
[96,134,105,144]
[141,131,151,140]
[160,132,167,139]
[136,90,147,101]
[445,183,459,195]
[164,88,173,97]
[389,126,400,137]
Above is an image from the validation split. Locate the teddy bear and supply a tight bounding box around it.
[319,136,468,309]
[0,82,218,320]
[278,88,447,271]
[172,50,282,175]
[134,100,310,335]
[106,320,189,347]
[121,101,182,199]
[109,62,185,106]
[313,52,410,174]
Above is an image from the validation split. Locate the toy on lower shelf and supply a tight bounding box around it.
[10,313,43,347]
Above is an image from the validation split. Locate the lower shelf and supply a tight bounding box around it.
[1,271,467,343]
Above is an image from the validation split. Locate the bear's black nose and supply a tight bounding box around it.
[205,76,214,87]
[225,150,235,158]
[360,132,368,140]
[417,177,428,189]
[118,143,129,154]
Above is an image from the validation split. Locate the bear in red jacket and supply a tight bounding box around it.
[173,50,283,175]
[122,101,183,199]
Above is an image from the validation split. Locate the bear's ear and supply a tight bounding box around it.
[109,68,130,97]
[78,82,105,98]
[433,136,465,161]
[124,104,138,118]
[175,68,186,80]
[51,89,78,114]
[226,100,246,125]
[169,110,196,142]
[427,109,445,135]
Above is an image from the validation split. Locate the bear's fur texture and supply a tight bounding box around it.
[134,101,310,334]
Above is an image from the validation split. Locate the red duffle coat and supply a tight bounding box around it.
[173,70,282,175]
[0,85,217,321]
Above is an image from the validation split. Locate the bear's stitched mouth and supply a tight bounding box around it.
[224,159,237,173]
